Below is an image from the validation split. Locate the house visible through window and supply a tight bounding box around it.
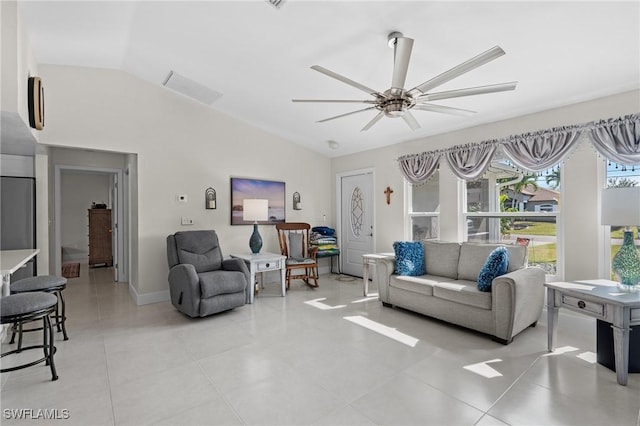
[465,162,559,277]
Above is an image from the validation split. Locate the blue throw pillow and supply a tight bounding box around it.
[477,247,509,292]
[393,241,425,276]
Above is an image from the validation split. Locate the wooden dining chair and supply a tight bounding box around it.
[276,223,319,289]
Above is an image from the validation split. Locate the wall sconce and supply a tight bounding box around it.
[293,192,301,210]
[205,187,216,209]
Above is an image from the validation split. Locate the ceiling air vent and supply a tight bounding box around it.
[266,0,285,9]
[162,71,222,105]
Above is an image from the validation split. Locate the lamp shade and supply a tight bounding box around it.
[601,187,640,226]
[243,199,269,222]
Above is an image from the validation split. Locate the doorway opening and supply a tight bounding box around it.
[54,165,129,284]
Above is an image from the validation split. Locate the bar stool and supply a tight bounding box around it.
[1,292,58,381]
[10,275,69,348]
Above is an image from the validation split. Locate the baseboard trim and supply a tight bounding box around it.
[128,284,170,306]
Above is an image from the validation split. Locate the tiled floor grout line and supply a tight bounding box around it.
[475,353,545,425]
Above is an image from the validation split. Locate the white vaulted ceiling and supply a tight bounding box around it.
[17,0,640,157]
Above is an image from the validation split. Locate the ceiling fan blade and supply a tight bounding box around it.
[413,103,476,116]
[317,106,377,123]
[391,37,414,94]
[418,81,517,101]
[311,65,384,98]
[408,46,506,96]
[361,111,385,131]
[292,99,378,104]
[401,110,421,131]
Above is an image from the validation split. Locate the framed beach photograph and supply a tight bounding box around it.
[230,177,286,225]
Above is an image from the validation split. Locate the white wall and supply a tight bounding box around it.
[0,154,33,176]
[332,90,640,281]
[38,65,332,301]
[1,0,39,129]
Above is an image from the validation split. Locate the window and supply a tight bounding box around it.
[465,162,559,277]
[605,162,640,280]
[407,172,439,241]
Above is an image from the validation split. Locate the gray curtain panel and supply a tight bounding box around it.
[445,142,497,180]
[589,114,640,165]
[398,152,441,184]
[396,113,640,184]
[501,125,583,172]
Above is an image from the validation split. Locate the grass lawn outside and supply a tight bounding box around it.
[506,220,556,236]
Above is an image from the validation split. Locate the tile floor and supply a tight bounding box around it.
[1,265,639,425]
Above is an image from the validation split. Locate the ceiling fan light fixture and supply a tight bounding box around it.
[387,31,403,48]
[294,33,515,133]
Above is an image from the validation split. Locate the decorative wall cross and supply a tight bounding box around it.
[384,186,394,205]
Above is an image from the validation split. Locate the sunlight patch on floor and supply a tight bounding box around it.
[351,296,378,304]
[463,359,503,378]
[304,298,347,310]
[343,315,418,347]
[576,351,597,363]
[542,345,579,357]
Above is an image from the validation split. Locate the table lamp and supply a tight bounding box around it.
[601,187,640,291]
[243,199,269,254]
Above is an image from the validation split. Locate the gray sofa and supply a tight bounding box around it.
[167,230,250,317]
[374,241,545,344]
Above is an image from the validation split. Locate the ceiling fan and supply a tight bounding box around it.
[293,32,517,131]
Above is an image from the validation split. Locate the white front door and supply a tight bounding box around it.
[111,173,119,282]
[340,172,374,277]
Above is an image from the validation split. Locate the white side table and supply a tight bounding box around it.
[362,253,394,297]
[546,279,640,386]
[230,252,286,304]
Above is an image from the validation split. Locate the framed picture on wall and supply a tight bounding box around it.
[230,177,286,225]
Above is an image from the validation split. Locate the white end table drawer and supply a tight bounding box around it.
[561,294,605,317]
[256,259,282,271]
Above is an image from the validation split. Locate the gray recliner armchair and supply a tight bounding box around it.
[166,230,249,317]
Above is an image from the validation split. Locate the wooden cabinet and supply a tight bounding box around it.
[88,209,113,267]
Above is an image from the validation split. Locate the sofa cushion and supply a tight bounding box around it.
[389,274,452,296]
[422,241,461,280]
[432,279,492,310]
[199,270,247,298]
[393,241,425,276]
[457,243,527,281]
[477,247,509,292]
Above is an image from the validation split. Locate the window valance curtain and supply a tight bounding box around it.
[397,113,639,184]
[589,114,640,165]
[445,142,497,180]
[501,124,583,172]
[397,152,441,184]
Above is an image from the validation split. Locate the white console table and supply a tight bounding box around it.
[1,249,40,297]
[230,252,286,304]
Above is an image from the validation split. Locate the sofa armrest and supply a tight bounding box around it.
[222,258,251,303]
[168,263,201,317]
[374,256,396,303]
[492,267,545,341]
